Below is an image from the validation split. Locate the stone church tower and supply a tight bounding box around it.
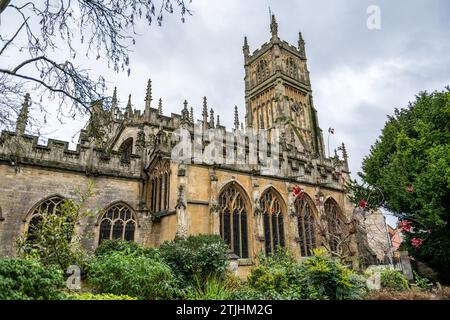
[0,16,358,275]
[244,15,325,157]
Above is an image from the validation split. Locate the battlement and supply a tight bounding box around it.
[0,131,142,179]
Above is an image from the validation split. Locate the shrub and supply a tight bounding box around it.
[183,275,236,300]
[94,239,142,256]
[94,239,158,259]
[0,258,65,300]
[302,248,366,300]
[159,234,228,285]
[243,247,367,300]
[413,271,433,291]
[87,251,176,299]
[17,184,95,271]
[244,248,315,300]
[380,269,409,291]
[65,293,137,300]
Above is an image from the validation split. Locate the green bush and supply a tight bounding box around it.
[183,275,236,300]
[302,249,366,300]
[94,239,158,259]
[159,234,229,285]
[242,248,367,300]
[0,258,65,300]
[244,248,314,300]
[413,271,432,291]
[87,251,176,299]
[380,269,409,291]
[65,293,137,300]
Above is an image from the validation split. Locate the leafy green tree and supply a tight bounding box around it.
[17,182,96,271]
[354,88,450,282]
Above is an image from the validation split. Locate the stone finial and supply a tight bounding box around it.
[234,105,239,130]
[125,94,133,118]
[190,106,194,123]
[111,87,118,116]
[16,93,30,135]
[341,142,348,159]
[181,100,190,123]
[209,108,215,128]
[202,96,208,129]
[243,36,249,57]
[298,32,306,57]
[145,78,152,110]
[216,114,220,127]
[158,98,163,115]
[241,122,244,131]
[270,14,278,39]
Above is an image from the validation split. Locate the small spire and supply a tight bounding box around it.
[158,98,163,115]
[270,14,278,39]
[243,36,249,57]
[341,142,348,159]
[202,97,208,117]
[216,114,220,127]
[181,100,190,122]
[334,148,338,158]
[125,94,133,118]
[209,108,215,128]
[190,106,194,123]
[202,96,208,129]
[111,87,118,115]
[145,78,152,110]
[298,32,306,57]
[241,122,244,131]
[16,93,30,135]
[234,106,239,130]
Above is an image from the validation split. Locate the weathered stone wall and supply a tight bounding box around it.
[0,163,145,256]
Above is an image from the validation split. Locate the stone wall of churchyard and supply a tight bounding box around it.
[0,163,148,256]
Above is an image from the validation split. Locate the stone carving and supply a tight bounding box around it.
[175,185,188,239]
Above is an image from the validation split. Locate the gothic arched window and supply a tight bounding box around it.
[218,182,249,258]
[119,137,133,162]
[98,202,136,244]
[260,188,285,255]
[26,196,67,243]
[148,160,171,213]
[324,198,345,253]
[295,194,317,256]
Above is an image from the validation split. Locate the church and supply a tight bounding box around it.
[0,16,358,276]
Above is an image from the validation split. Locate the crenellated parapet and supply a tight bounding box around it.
[0,131,142,179]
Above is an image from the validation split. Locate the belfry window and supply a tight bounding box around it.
[218,183,249,259]
[98,202,136,244]
[260,188,285,255]
[148,160,171,213]
[295,195,317,256]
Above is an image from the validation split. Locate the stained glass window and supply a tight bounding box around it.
[148,160,171,213]
[26,196,66,243]
[98,203,136,244]
[324,198,344,253]
[260,188,285,255]
[295,195,317,256]
[218,183,249,258]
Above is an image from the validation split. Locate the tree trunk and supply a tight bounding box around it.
[0,0,11,15]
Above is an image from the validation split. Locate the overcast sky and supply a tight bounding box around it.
[2,0,450,226]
